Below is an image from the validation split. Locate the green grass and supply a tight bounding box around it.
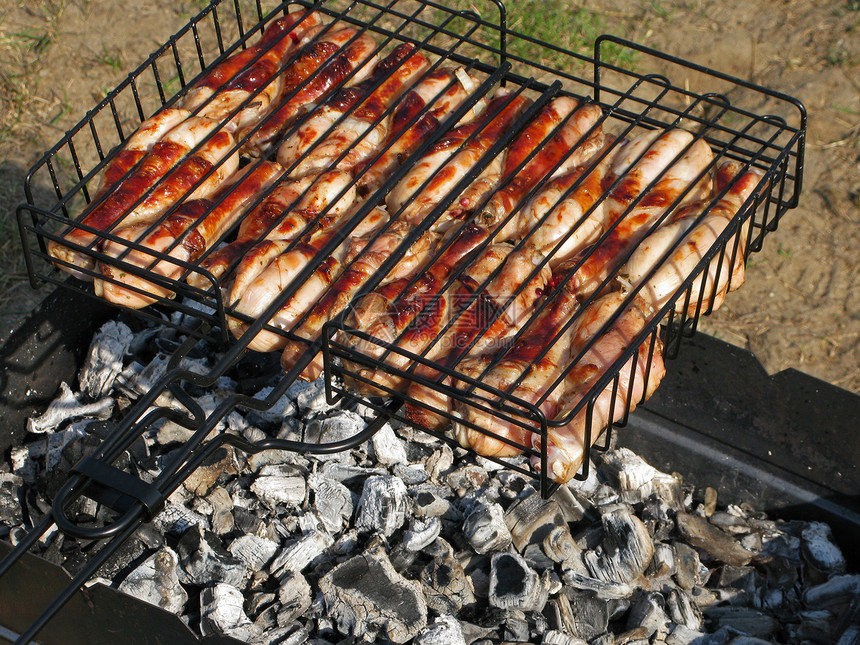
[505,1,638,72]
[93,44,123,70]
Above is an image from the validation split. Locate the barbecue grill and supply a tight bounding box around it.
[1,0,827,642]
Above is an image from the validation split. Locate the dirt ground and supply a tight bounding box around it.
[1,0,858,394]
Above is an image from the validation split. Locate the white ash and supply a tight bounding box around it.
[27,381,114,434]
[78,320,134,399]
[2,318,859,645]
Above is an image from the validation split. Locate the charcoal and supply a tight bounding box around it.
[229,535,279,571]
[599,448,683,508]
[612,626,650,644]
[496,470,534,501]
[293,378,334,415]
[304,411,366,463]
[585,505,654,585]
[665,624,707,645]
[646,542,675,578]
[836,625,860,645]
[403,516,442,552]
[641,493,676,542]
[206,486,235,535]
[178,526,249,587]
[666,587,701,630]
[413,615,467,645]
[691,489,714,519]
[425,444,455,482]
[246,449,302,472]
[95,524,165,581]
[673,541,706,590]
[270,529,334,578]
[794,609,835,643]
[702,606,778,639]
[251,474,306,510]
[200,583,257,637]
[276,570,312,624]
[489,552,549,612]
[308,473,354,534]
[542,630,588,645]
[421,553,476,614]
[77,321,133,398]
[715,564,758,593]
[331,529,361,556]
[318,461,387,485]
[252,623,309,645]
[116,354,175,405]
[561,570,634,600]
[446,463,490,495]
[738,531,762,555]
[557,588,610,640]
[542,524,582,566]
[184,446,238,497]
[463,501,512,554]
[803,574,860,610]
[45,423,90,470]
[708,511,751,535]
[153,501,210,536]
[801,521,847,576]
[245,386,297,429]
[355,474,408,537]
[367,421,408,465]
[411,484,453,518]
[675,512,753,566]
[27,382,114,433]
[625,592,669,636]
[319,543,427,643]
[393,463,429,485]
[506,495,566,552]
[118,547,187,614]
[502,610,531,641]
[0,474,23,526]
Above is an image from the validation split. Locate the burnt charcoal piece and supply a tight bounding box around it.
[251,474,306,510]
[410,485,453,518]
[319,544,427,643]
[413,614,467,645]
[463,502,512,555]
[27,381,114,434]
[421,553,476,614]
[153,501,210,536]
[355,474,408,537]
[505,494,567,552]
[270,529,334,579]
[558,588,610,640]
[177,526,249,587]
[489,552,549,612]
[403,516,442,552]
[0,474,23,528]
[673,541,705,590]
[308,473,354,534]
[200,582,258,637]
[585,505,655,585]
[183,446,238,497]
[276,569,312,624]
[675,512,754,566]
[803,573,860,610]
[368,422,408,465]
[228,534,279,572]
[702,605,779,639]
[78,320,133,399]
[801,522,847,576]
[118,547,188,615]
[625,591,669,636]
